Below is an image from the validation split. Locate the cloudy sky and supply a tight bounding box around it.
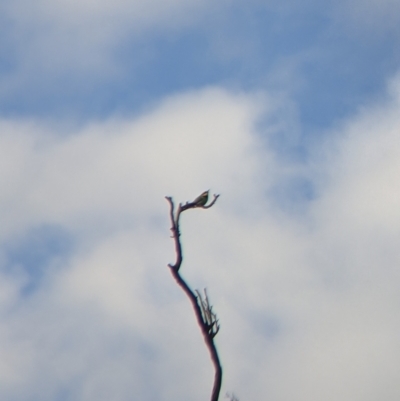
[1,0,400,400]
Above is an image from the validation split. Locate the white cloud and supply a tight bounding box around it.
[1,80,400,400]
[0,87,273,400]
[0,88,268,237]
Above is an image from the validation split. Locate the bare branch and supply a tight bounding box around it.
[165,196,183,271]
[166,193,222,401]
[203,194,220,209]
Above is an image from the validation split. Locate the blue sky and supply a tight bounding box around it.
[1,0,400,400]
[1,0,399,129]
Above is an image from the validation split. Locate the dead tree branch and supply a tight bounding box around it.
[166,192,222,401]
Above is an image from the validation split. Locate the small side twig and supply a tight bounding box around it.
[195,289,220,338]
[225,392,240,401]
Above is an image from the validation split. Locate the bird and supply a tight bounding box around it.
[191,190,209,207]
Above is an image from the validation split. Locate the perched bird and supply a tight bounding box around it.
[191,190,209,207]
